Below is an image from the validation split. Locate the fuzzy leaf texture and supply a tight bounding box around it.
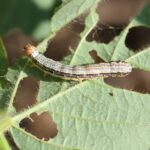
[0,39,8,76]
[0,1,150,150]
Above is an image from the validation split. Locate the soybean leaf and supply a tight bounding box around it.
[0,1,150,150]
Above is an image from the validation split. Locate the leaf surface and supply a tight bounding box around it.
[0,1,150,150]
[11,81,150,150]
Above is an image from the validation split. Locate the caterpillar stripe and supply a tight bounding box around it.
[23,44,132,80]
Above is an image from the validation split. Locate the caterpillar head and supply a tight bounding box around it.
[23,44,36,57]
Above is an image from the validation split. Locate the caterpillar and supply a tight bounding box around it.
[23,44,132,80]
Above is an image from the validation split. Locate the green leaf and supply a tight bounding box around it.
[0,132,11,150]
[127,48,150,71]
[37,0,99,53]
[79,1,150,62]
[136,1,150,26]
[0,1,150,150]
[10,81,150,150]
[61,0,72,5]
[0,39,8,76]
[109,1,150,61]
[0,58,28,113]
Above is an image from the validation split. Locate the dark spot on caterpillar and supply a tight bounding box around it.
[126,26,150,52]
[109,93,113,96]
[89,50,105,63]
[19,112,58,141]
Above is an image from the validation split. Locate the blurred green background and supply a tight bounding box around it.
[0,0,61,40]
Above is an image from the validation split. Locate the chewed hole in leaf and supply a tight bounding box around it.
[19,112,58,141]
[105,69,150,94]
[96,0,146,25]
[89,50,105,63]
[13,76,38,112]
[86,24,123,44]
[44,13,86,61]
[3,30,37,66]
[126,26,150,52]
